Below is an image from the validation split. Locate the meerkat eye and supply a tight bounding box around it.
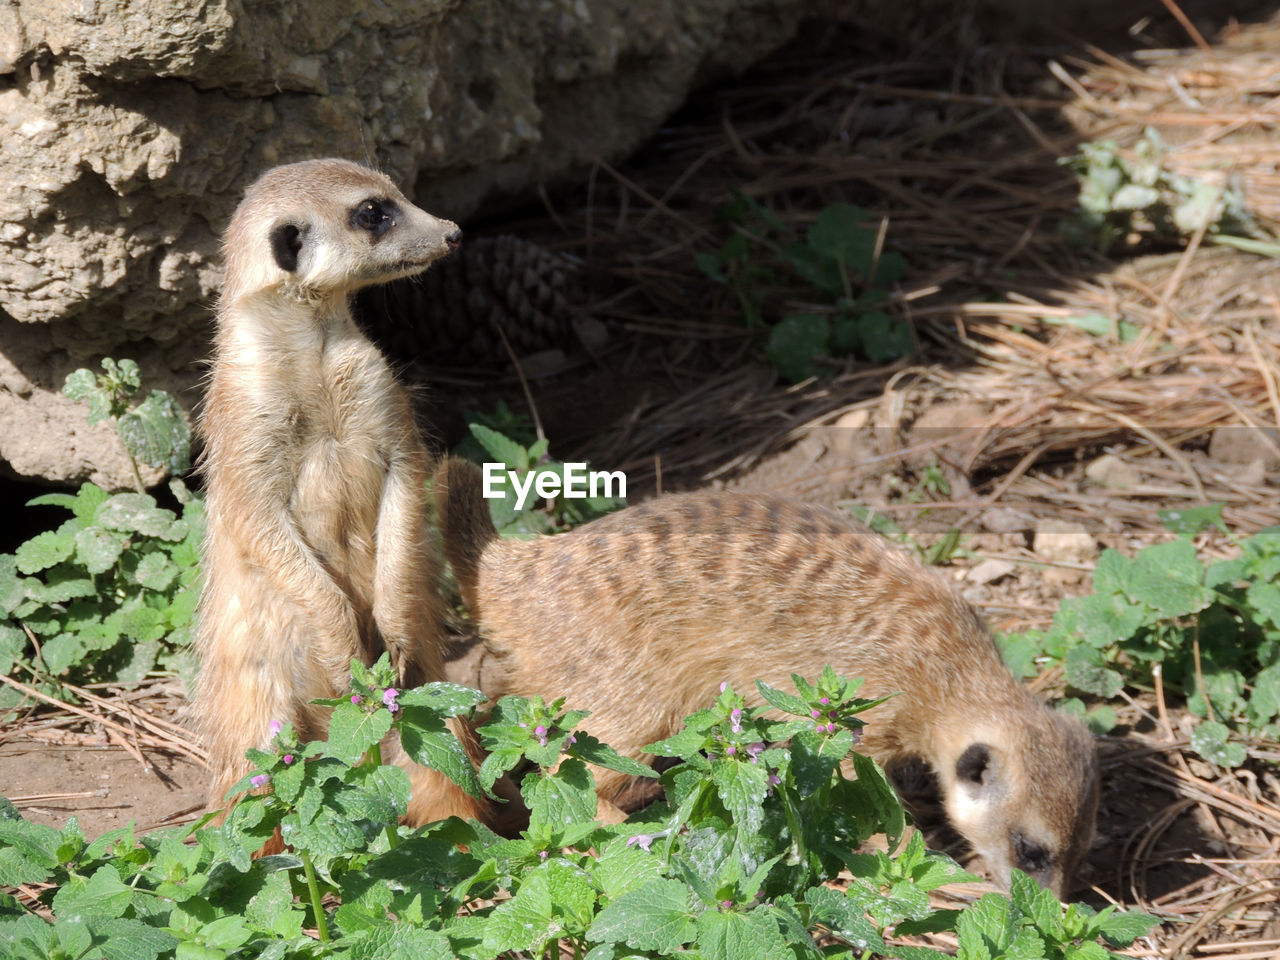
[351,198,396,236]
[1012,832,1051,875]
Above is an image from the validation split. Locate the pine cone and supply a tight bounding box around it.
[353,235,590,371]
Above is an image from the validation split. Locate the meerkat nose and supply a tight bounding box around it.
[445,228,462,250]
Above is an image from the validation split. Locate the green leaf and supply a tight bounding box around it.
[0,818,60,886]
[545,859,597,930]
[15,529,75,574]
[399,706,484,801]
[1063,645,1125,699]
[1130,540,1211,618]
[695,908,792,960]
[754,680,811,717]
[806,204,874,273]
[994,633,1041,680]
[324,700,393,766]
[1095,907,1161,946]
[805,885,886,951]
[765,313,829,383]
[96,495,184,540]
[593,838,666,900]
[132,551,178,591]
[1010,869,1063,939]
[480,869,556,955]
[396,682,487,716]
[63,368,98,402]
[51,863,132,919]
[468,423,528,469]
[117,389,192,475]
[524,757,598,833]
[74,526,127,574]
[1158,503,1226,536]
[1189,720,1246,768]
[570,732,658,779]
[587,878,696,953]
[855,310,914,363]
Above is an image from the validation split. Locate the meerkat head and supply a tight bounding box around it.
[221,158,461,306]
[937,705,1098,898]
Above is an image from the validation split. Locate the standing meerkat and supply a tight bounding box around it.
[194,158,486,826]
[435,459,1099,897]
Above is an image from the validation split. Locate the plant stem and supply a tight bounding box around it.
[300,849,330,943]
[367,742,401,849]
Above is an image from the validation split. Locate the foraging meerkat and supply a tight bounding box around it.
[194,158,487,826]
[435,459,1099,896]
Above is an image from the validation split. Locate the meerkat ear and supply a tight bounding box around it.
[956,743,993,787]
[269,221,306,273]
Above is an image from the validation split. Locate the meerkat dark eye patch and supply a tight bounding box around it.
[956,743,991,785]
[350,198,399,237]
[270,222,304,273]
[1012,832,1052,875]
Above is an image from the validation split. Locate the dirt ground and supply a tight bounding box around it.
[6,1,1280,956]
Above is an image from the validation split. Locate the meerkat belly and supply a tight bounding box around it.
[292,433,386,590]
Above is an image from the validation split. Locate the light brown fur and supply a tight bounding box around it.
[436,458,1099,896]
[194,158,486,826]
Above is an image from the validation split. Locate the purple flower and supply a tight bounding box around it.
[251,774,270,789]
[721,900,733,911]
[825,722,837,734]
[268,720,281,736]
[851,728,863,745]
[350,694,361,705]
[539,850,549,860]
[726,745,736,757]
[729,708,743,733]
[383,687,399,713]
[719,681,728,693]
[767,774,781,786]
[282,754,294,765]
[811,709,821,719]
[534,724,548,747]
[626,833,656,852]
[746,743,765,763]
[568,734,577,745]
[819,697,831,705]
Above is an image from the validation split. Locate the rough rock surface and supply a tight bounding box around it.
[0,0,804,487]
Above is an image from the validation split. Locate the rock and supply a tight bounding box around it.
[1033,519,1097,564]
[1209,426,1280,469]
[968,558,1015,585]
[980,506,1035,534]
[1085,453,1141,489]
[0,0,807,486]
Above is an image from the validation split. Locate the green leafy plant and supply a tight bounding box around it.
[1063,128,1262,253]
[1,361,200,708]
[63,358,192,491]
[0,660,1159,959]
[459,412,624,537]
[0,479,204,705]
[697,193,913,381]
[1001,512,1280,767]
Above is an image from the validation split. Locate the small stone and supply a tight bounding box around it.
[1033,520,1097,564]
[1209,426,1280,468]
[980,506,1034,534]
[968,558,1015,585]
[1085,453,1140,489]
